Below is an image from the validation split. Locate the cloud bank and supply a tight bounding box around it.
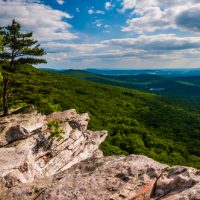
[1,0,200,69]
[121,0,200,34]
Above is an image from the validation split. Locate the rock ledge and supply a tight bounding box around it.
[0,109,200,200]
[0,108,107,186]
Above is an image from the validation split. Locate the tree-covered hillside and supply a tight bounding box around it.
[64,69,200,101]
[1,65,200,168]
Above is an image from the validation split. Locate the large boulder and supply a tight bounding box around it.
[0,110,46,146]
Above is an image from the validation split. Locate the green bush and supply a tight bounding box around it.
[48,120,64,141]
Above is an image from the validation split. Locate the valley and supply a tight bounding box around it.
[1,65,200,168]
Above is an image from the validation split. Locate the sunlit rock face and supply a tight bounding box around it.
[0,108,107,186]
[0,108,200,200]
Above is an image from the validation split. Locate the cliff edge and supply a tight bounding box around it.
[0,108,199,200]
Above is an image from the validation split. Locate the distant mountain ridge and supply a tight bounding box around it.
[58,69,200,100]
[86,68,200,77]
[39,68,200,77]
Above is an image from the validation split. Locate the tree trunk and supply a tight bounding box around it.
[3,77,9,116]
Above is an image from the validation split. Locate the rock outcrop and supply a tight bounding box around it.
[0,108,107,187]
[0,108,200,200]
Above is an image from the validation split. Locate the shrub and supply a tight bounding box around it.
[48,120,64,141]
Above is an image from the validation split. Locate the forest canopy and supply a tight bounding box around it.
[0,65,199,168]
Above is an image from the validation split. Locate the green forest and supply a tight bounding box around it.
[0,65,200,168]
[64,69,200,101]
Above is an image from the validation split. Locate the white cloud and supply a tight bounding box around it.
[88,9,94,15]
[93,19,104,28]
[57,0,64,5]
[43,42,105,53]
[120,0,200,33]
[105,2,112,10]
[120,0,137,12]
[43,34,200,69]
[88,9,105,15]
[0,0,77,41]
[102,34,200,51]
[96,23,102,27]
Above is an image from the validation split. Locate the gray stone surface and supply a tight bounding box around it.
[2,155,200,200]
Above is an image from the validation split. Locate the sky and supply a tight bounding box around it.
[1,0,200,69]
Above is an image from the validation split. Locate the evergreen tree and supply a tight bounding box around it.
[0,20,46,116]
[0,35,2,51]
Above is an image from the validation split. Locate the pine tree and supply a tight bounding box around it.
[0,20,47,116]
[0,35,2,51]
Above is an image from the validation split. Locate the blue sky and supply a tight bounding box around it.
[42,0,131,42]
[1,0,200,69]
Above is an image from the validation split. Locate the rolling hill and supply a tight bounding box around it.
[64,69,200,100]
[86,68,200,77]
